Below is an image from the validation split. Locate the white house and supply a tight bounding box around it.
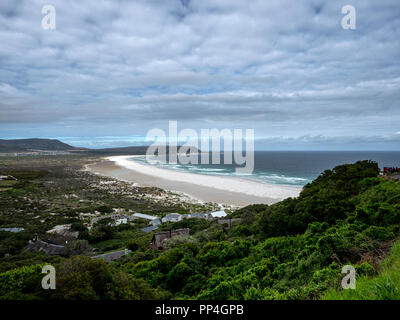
[46,224,71,233]
[161,213,183,223]
[132,213,158,221]
[210,210,227,218]
[183,213,210,220]
[46,224,78,238]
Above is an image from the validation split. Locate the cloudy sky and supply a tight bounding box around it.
[0,0,399,149]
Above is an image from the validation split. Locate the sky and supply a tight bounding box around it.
[0,0,399,150]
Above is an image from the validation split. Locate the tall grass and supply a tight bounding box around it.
[322,239,400,300]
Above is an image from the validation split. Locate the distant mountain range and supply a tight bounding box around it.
[0,138,158,155]
[0,138,78,152]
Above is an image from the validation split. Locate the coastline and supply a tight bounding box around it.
[86,155,302,207]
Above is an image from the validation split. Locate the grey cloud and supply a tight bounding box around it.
[0,0,399,149]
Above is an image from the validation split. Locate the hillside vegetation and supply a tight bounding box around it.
[0,160,399,300]
[323,238,400,300]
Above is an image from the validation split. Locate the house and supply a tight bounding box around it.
[47,224,71,233]
[383,167,400,174]
[150,228,189,250]
[132,213,158,221]
[0,175,8,181]
[161,213,183,223]
[115,218,127,226]
[141,225,159,233]
[182,213,210,220]
[46,224,79,238]
[210,210,227,218]
[51,232,78,239]
[25,240,65,255]
[92,249,132,262]
[92,214,129,225]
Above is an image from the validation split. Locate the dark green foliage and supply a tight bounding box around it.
[52,256,169,300]
[96,205,113,214]
[118,161,400,299]
[229,204,268,218]
[89,219,116,243]
[128,242,139,252]
[0,264,45,299]
[64,240,92,256]
[166,262,193,292]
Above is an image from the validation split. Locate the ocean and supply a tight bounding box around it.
[131,151,400,187]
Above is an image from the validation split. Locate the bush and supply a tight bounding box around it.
[52,256,136,300]
[0,264,45,299]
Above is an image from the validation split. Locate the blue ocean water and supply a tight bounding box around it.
[132,151,400,186]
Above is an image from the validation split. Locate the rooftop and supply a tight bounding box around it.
[92,249,132,262]
[132,213,158,220]
[210,210,227,218]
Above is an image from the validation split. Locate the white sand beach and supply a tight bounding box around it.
[87,155,302,207]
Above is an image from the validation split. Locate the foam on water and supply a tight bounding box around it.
[131,151,400,187]
[133,155,310,186]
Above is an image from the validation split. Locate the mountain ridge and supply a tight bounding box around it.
[0,138,199,155]
[0,138,78,152]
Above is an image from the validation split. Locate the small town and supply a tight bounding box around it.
[23,209,240,262]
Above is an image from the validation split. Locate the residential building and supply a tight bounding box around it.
[141,225,159,233]
[210,210,227,218]
[161,213,183,223]
[182,213,210,220]
[25,240,65,255]
[46,224,79,238]
[132,213,158,221]
[115,218,127,226]
[150,228,189,250]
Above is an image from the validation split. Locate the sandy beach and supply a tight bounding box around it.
[86,155,302,207]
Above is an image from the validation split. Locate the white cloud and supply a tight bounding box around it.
[0,0,399,150]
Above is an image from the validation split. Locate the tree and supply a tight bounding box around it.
[166,262,193,292]
[64,240,92,256]
[52,256,136,300]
